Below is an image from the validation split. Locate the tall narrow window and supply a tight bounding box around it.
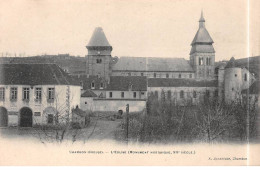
[35,88,42,102]
[48,114,54,124]
[133,92,137,98]
[91,82,95,89]
[209,58,211,65]
[180,90,184,98]
[166,73,169,78]
[121,92,124,98]
[0,87,5,101]
[214,90,218,97]
[193,91,197,98]
[154,91,158,99]
[10,87,17,101]
[167,90,171,100]
[206,90,210,97]
[100,82,104,89]
[48,88,55,100]
[244,73,247,81]
[109,92,113,98]
[154,73,156,78]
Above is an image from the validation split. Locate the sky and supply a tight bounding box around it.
[0,0,259,61]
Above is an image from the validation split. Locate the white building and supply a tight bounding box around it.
[0,64,81,127]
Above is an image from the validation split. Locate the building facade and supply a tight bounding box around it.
[0,64,81,127]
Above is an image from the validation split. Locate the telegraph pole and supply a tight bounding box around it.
[126,104,129,144]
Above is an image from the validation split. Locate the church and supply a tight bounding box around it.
[78,12,256,112]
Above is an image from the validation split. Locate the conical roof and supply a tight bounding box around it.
[87,27,111,47]
[191,12,214,45]
[225,57,236,68]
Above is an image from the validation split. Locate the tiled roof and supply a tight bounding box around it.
[87,27,111,47]
[81,89,97,97]
[148,78,218,87]
[107,76,147,91]
[0,64,80,86]
[191,27,214,45]
[112,57,194,72]
[75,75,147,91]
[241,81,260,95]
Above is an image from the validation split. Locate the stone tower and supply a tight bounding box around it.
[224,57,242,103]
[86,27,112,81]
[190,11,215,80]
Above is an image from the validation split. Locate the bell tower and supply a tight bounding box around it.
[86,27,112,81]
[190,11,215,80]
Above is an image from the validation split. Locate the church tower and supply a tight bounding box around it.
[86,27,112,81]
[190,11,215,80]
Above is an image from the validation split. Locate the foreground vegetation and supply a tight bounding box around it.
[122,96,258,144]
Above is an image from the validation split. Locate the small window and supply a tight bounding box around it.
[85,102,87,104]
[154,73,156,78]
[48,88,55,100]
[180,90,184,98]
[244,73,247,81]
[48,114,54,124]
[100,82,104,89]
[0,87,5,101]
[206,90,210,97]
[141,73,144,76]
[178,74,181,78]
[166,74,169,78]
[34,112,41,116]
[189,74,192,78]
[235,74,237,77]
[133,92,137,98]
[35,87,42,101]
[141,92,145,95]
[121,92,124,98]
[232,88,234,91]
[96,59,102,63]
[128,72,131,76]
[154,91,158,98]
[91,82,95,89]
[10,87,17,101]
[214,90,218,97]
[167,90,171,100]
[193,91,197,98]
[109,92,113,98]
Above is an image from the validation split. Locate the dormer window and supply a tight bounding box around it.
[91,82,95,89]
